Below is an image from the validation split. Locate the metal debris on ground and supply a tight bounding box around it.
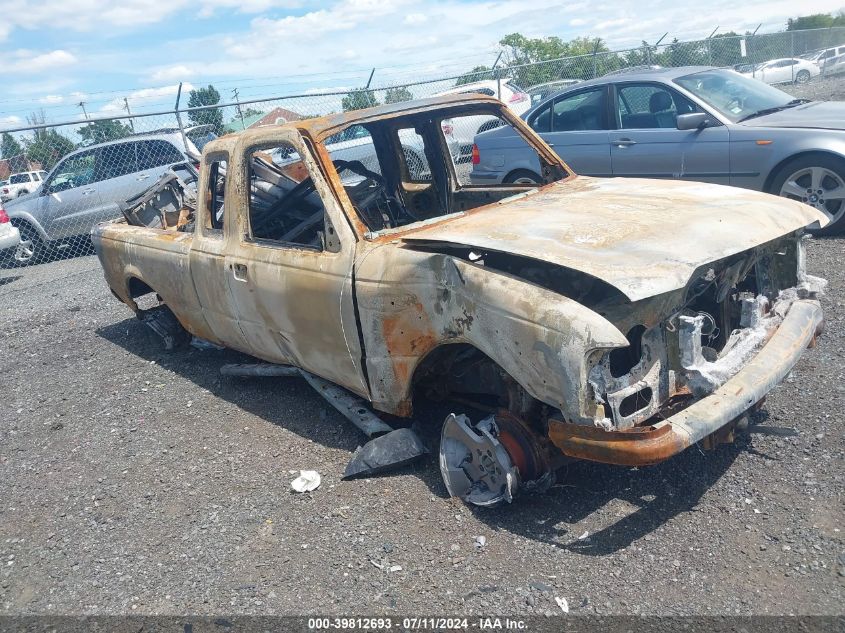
[343,427,429,480]
[290,470,321,493]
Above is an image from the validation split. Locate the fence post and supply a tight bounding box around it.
[592,39,601,78]
[174,82,189,153]
[791,31,795,82]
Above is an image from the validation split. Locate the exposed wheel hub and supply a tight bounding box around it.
[439,412,549,507]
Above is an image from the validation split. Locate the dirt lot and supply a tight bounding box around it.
[0,237,843,617]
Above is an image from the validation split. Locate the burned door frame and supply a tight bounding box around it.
[224,127,370,398]
[188,148,254,352]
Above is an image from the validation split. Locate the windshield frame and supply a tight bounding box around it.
[672,68,794,123]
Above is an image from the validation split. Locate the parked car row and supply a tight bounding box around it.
[3,61,844,268]
[469,66,845,233]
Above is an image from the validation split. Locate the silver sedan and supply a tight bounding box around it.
[471,66,845,233]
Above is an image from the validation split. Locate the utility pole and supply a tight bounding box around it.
[232,88,245,130]
[123,97,135,132]
[78,101,89,120]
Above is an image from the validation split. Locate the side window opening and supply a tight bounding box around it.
[47,150,97,192]
[551,88,605,131]
[204,157,227,232]
[325,112,568,235]
[246,142,327,250]
[530,105,551,133]
[97,142,139,181]
[617,84,698,130]
[137,140,184,171]
[444,112,566,189]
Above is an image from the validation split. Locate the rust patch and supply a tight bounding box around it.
[381,300,437,354]
[547,419,689,466]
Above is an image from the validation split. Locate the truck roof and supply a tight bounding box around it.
[204,93,502,153]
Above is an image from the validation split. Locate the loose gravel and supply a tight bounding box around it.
[0,237,842,617]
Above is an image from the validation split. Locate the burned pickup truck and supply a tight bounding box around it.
[93,94,827,507]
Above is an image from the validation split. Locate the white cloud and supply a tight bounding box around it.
[99,83,194,113]
[4,49,77,74]
[569,18,587,27]
[404,12,427,25]
[39,95,65,105]
[0,115,23,130]
[149,65,196,83]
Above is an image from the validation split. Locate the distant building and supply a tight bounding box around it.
[224,106,302,134]
[0,155,43,181]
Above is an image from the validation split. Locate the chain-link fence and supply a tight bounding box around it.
[1,25,843,270]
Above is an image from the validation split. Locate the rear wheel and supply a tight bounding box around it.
[12,222,45,265]
[16,189,28,197]
[770,155,845,235]
[795,69,811,84]
[504,169,541,185]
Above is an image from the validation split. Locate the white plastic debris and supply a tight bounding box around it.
[474,536,487,548]
[578,530,590,540]
[290,470,321,493]
[388,565,402,573]
[555,597,569,613]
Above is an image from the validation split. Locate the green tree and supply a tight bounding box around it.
[455,65,491,86]
[78,119,132,145]
[23,130,75,171]
[787,12,845,30]
[240,107,264,119]
[187,85,224,135]
[384,86,414,104]
[498,34,612,85]
[1,132,23,159]
[341,88,379,112]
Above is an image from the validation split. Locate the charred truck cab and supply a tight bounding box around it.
[93,95,827,508]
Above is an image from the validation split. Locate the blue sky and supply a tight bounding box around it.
[1,0,843,129]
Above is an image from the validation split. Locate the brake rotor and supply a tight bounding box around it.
[439,412,548,507]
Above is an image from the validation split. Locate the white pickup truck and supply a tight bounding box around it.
[1,170,47,202]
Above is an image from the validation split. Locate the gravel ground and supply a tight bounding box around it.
[0,237,843,618]
[782,73,845,101]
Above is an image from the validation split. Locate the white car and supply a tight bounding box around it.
[434,79,531,161]
[0,203,21,262]
[741,58,820,85]
[1,170,47,202]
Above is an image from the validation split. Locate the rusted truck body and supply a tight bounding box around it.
[93,94,827,506]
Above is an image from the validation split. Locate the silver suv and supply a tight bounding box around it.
[4,126,214,264]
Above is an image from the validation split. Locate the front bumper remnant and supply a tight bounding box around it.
[549,299,823,466]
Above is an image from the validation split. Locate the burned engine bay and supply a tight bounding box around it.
[429,233,825,506]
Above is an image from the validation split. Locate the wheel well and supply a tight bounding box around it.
[409,342,524,411]
[764,150,845,193]
[127,277,155,299]
[503,168,540,184]
[9,217,41,239]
